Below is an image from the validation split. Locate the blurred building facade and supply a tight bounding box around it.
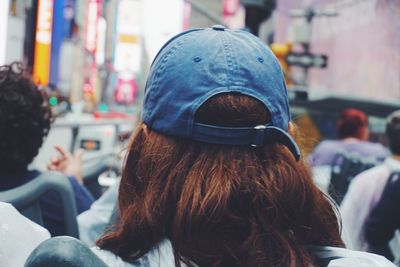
[0,0,232,111]
[2,0,396,110]
[274,0,400,103]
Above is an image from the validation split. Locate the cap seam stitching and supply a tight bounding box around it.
[220,32,232,88]
[224,31,240,86]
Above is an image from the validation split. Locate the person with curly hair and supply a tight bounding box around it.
[0,62,94,236]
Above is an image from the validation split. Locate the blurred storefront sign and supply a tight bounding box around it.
[83,0,102,108]
[0,1,25,65]
[85,0,101,54]
[114,76,138,105]
[96,17,107,65]
[114,0,142,73]
[33,0,54,85]
[0,0,10,65]
[7,16,25,64]
[58,40,75,95]
[286,52,328,69]
[113,0,141,106]
[142,0,184,62]
[49,0,66,87]
[275,0,400,102]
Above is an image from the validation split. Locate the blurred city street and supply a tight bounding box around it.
[1,0,399,198]
[1,0,400,265]
[0,1,398,146]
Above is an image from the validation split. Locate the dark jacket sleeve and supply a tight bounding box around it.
[67,176,95,214]
[365,172,400,250]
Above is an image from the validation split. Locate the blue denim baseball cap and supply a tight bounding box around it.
[142,25,300,160]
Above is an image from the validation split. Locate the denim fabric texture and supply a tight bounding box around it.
[142,26,300,160]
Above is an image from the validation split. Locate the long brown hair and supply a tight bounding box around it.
[97,94,343,266]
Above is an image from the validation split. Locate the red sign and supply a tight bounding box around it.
[114,77,138,104]
[85,0,101,54]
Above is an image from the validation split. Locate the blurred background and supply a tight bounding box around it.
[0,0,399,194]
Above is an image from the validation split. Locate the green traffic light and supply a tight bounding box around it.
[49,96,58,106]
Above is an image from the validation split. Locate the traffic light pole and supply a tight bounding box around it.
[289,7,337,87]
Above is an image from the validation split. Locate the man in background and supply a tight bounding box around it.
[341,110,400,254]
[309,108,388,167]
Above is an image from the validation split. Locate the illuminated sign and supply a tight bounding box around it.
[85,0,101,54]
[33,0,54,85]
[114,0,142,73]
[114,76,138,104]
[0,0,10,65]
[142,0,185,61]
[80,139,101,151]
[83,0,101,98]
[96,17,107,64]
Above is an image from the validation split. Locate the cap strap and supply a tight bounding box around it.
[192,123,301,161]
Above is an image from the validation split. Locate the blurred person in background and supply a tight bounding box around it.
[365,174,400,262]
[0,62,94,236]
[309,108,388,167]
[360,110,400,260]
[340,110,400,255]
[86,27,393,267]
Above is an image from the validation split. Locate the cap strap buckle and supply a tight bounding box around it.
[191,122,301,161]
[251,125,267,147]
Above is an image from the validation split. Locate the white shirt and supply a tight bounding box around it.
[322,246,395,267]
[92,239,178,267]
[92,240,395,267]
[0,202,50,267]
[340,157,400,251]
